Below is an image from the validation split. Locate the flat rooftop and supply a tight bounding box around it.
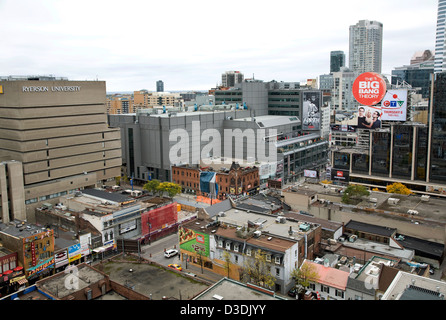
[341,237,414,261]
[193,278,284,300]
[214,208,319,240]
[292,182,446,226]
[37,264,107,299]
[0,220,52,239]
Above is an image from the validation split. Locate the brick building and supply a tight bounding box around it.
[172,162,259,200]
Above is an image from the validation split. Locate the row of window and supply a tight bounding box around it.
[25,190,77,204]
[309,283,345,299]
[216,240,282,265]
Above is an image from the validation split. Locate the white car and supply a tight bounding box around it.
[164,249,178,258]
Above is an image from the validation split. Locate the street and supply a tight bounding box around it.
[140,232,223,283]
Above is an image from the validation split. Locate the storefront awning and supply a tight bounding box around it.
[93,243,114,253]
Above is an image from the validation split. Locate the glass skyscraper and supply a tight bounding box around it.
[330,51,345,73]
[434,0,446,73]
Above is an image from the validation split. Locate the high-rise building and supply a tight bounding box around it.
[434,0,446,73]
[411,50,434,65]
[429,72,446,183]
[221,71,244,87]
[0,77,122,220]
[349,20,383,74]
[156,80,164,92]
[392,57,434,99]
[331,68,359,113]
[330,51,345,73]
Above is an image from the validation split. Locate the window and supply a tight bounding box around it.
[234,255,239,264]
[335,290,344,299]
[274,256,281,265]
[217,240,223,248]
[234,244,239,252]
[246,248,252,256]
[321,285,330,294]
[266,254,272,262]
[225,242,231,250]
[275,268,280,276]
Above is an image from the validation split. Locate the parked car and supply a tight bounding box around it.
[429,265,435,275]
[164,249,178,258]
[288,287,298,298]
[168,264,182,271]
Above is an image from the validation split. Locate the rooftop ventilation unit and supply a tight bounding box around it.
[388,198,400,205]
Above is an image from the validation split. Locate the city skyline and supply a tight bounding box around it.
[0,0,438,92]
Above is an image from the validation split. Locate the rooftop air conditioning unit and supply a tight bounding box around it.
[388,198,400,205]
[253,230,262,238]
[369,198,377,203]
[407,210,419,215]
[421,195,430,202]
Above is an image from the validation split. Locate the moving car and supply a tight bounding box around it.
[168,264,182,271]
[164,249,178,258]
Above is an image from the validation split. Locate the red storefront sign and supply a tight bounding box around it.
[31,242,36,266]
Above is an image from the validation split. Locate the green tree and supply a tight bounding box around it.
[291,261,320,289]
[386,182,413,195]
[158,182,182,198]
[342,184,370,204]
[240,249,276,289]
[143,179,160,195]
[223,250,232,279]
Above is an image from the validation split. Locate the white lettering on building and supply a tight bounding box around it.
[22,86,81,92]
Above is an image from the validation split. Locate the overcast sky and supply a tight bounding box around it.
[0,0,438,92]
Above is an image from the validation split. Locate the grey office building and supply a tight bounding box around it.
[109,80,329,186]
[156,80,164,92]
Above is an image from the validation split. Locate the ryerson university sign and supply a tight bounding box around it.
[22,86,81,92]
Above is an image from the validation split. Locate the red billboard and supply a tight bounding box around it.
[352,72,387,106]
[141,202,178,236]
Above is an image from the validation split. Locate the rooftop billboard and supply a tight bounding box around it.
[380,89,407,121]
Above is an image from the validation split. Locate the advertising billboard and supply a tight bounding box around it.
[302,91,321,130]
[380,89,407,121]
[357,105,382,130]
[331,124,357,132]
[304,169,318,178]
[330,168,350,183]
[352,72,387,106]
[179,227,210,257]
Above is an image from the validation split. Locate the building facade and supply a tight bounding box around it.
[434,0,446,73]
[0,221,55,283]
[221,71,244,87]
[172,162,260,199]
[0,78,122,221]
[349,20,383,74]
[392,60,434,99]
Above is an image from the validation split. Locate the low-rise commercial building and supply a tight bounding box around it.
[179,205,321,295]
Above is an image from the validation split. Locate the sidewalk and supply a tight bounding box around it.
[181,261,224,284]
